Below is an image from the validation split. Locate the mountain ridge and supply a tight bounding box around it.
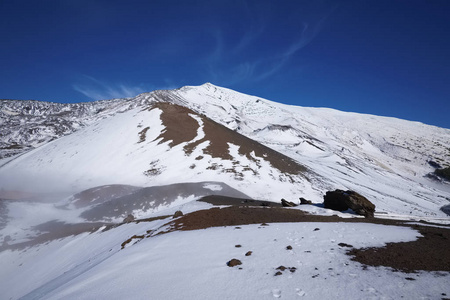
[1,83,450,300]
[0,83,449,219]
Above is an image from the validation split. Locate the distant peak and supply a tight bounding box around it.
[177,82,222,93]
[200,82,217,89]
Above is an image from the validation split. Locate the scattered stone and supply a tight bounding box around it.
[276,266,287,271]
[123,214,135,223]
[314,228,320,231]
[312,274,319,278]
[286,245,293,250]
[173,210,184,218]
[235,227,241,229]
[405,277,416,281]
[281,198,298,207]
[300,197,312,205]
[323,189,375,217]
[235,244,242,248]
[245,251,252,256]
[274,271,283,276]
[338,243,353,248]
[261,223,269,226]
[289,267,297,273]
[227,259,242,267]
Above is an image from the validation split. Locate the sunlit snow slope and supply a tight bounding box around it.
[1,83,449,218]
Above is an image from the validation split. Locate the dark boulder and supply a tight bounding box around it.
[227,259,242,267]
[173,210,184,218]
[323,190,375,217]
[434,167,450,181]
[299,197,312,205]
[281,198,298,207]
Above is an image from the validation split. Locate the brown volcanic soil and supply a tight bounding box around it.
[3,192,449,273]
[150,102,306,175]
[199,195,282,207]
[152,103,199,147]
[185,110,306,175]
[348,224,450,272]
[162,198,450,273]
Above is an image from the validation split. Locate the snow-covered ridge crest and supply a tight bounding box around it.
[1,83,450,219]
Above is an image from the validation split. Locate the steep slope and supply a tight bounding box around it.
[136,83,450,218]
[0,101,313,203]
[1,83,449,220]
[1,84,450,300]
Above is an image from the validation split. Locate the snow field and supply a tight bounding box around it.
[3,221,447,300]
[1,83,449,220]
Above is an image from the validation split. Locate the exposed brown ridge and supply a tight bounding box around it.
[151,102,306,175]
[185,110,306,175]
[152,102,199,147]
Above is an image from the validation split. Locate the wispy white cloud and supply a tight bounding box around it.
[204,2,336,86]
[72,76,148,100]
[253,20,325,82]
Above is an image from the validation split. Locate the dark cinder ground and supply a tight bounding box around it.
[165,195,450,273]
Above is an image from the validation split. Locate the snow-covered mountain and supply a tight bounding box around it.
[1,83,449,217]
[1,83,449,299]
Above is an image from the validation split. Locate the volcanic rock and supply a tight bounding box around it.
[300,197,312,205]
[227,259,242,267]
[281,198,298,207]
[323,190,375,217]
[173,210,184,218]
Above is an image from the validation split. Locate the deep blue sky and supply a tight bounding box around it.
[1,0,449,129]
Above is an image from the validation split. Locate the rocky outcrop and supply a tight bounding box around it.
[323,190,375,217]
[299,197,312,205]
[281,198,298,207]
[173,210,184,218]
